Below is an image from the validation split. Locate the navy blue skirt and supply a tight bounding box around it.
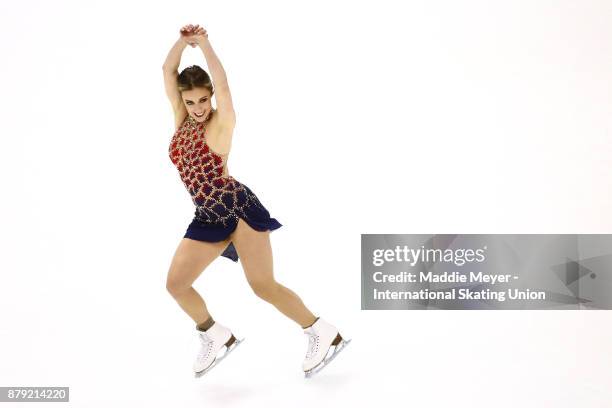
[183,184,282,262]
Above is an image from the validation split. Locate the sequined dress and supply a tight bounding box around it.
[169,114,282,262]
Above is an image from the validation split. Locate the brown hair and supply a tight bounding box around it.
[177,65,215,95]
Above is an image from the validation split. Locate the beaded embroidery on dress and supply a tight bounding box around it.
[169,113,282,262]
[169,114,267,227]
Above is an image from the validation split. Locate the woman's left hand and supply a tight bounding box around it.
[190,26,209,45]
[179,24,207,47]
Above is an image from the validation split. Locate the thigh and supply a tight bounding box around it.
[167,237,232,287]
[230,218,274,285]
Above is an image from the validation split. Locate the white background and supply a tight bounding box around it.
[1,0,611,406]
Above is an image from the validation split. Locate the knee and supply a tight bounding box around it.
[166,270,191,297]
[249,279,280,301]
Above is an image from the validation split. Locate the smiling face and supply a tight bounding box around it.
[181,87,213,122]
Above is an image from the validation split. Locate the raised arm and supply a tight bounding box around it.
[193,29,236,130]
[162,36,188,72]
[162,35,189,125]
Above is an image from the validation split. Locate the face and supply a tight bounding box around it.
[181,87,213,122]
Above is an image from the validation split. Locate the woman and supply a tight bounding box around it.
[162,24,350,379]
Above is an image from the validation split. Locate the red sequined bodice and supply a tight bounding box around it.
[169,115,264,227]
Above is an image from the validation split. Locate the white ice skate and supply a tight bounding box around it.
[302,317,351,379]
[193,321,245,378]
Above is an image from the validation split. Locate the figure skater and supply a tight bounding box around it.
[163,23,351,378]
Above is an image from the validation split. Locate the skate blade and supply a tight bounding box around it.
[304,338,351,379]
[194,337,245,378]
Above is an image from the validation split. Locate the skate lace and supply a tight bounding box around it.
[305,333,319,360]
[197,332,214,361]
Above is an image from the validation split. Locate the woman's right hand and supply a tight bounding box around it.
[179,24,200,47]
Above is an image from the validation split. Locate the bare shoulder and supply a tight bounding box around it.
[206,111,235,155]
[173,108,188,131]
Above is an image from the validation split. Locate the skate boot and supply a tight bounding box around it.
[193,321,245,378]
[302,317,351,379]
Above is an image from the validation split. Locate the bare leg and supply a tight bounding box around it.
[166,237,232,325]
[230,218,317,328]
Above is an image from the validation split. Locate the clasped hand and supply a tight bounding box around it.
[180,24,208,47]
